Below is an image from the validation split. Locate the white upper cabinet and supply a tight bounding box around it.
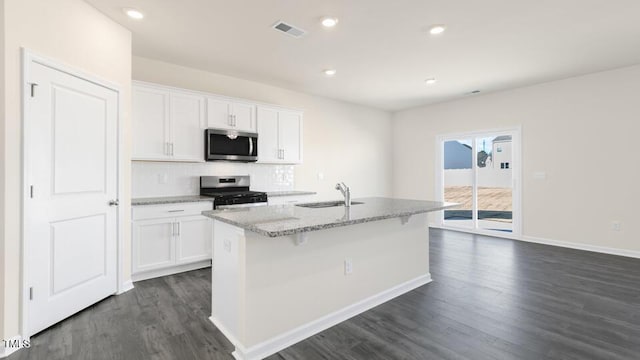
[232,101,256,132]
[257,106,303,164]
[278,111,302,163]
[170,92,205,161]
[133,81,301,164]
[206,97,233,130]
[206,96,256,132]
[133,82,205,162]
[257,107,280,163]
[132,85,170,160]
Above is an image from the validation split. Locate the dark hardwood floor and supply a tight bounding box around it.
[10,229,640,360]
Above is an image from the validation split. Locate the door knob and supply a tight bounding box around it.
[108,199,119,206]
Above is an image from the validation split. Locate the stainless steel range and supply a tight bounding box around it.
[200,176,268,209]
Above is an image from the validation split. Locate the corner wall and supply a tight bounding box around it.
[2,0,131,340]
[392,64,640,255]
[132,56,393,201]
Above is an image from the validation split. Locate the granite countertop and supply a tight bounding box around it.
[132,195,215,206]
[265,190,317,197]
[202,197,457,237]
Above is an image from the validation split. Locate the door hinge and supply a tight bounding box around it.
[28,83,38,97]
[29,287,33,300]
[30,185,34,198]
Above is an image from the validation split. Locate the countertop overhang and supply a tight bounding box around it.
[202,197,457,237]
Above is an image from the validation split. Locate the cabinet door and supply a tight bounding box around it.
[207,97,233,130]
[232,101,256,132]
[132,85,170,160]
[176,215,212,264]
[257,107,281,163]
[171,92,205,162]
[133,218,175,273]
[278,110,303,164]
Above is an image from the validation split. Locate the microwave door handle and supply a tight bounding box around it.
[249,137,254,156]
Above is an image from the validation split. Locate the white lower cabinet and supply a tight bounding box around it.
[176,215,212,264]
[132,202,213,281]
[133,218,176,272]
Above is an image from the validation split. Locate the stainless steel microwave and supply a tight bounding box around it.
[205,128,258,162]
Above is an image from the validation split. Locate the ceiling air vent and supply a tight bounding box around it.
[272,20,307,38]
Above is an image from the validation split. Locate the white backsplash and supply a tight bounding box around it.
[132,161,295,198]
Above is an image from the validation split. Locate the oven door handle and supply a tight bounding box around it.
[249,137,254,156]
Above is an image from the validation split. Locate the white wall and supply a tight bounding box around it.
[132,56,393,201]
[1,0,131,340]
[393,64,640,254]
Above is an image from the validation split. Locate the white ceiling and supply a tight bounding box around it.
[86,0,640,111]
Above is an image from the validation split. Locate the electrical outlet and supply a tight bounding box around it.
[344,258,353,275]
[611,221,622,231]
[158,173,168,184]
[223,239,232,252]
[317,172,325,181]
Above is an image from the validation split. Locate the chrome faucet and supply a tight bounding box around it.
[335,182,352,207]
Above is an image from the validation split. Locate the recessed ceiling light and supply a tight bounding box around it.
[124,8,145,20]
[321,17,339,28]
[323,69,337,76]
[425,78,437,85]
[429,25,446,35]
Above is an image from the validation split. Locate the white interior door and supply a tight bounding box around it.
[25,61,119,335]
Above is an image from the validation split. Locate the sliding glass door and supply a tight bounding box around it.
[440,129,519,235]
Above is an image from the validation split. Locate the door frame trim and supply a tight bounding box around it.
[435,126,522,237]
[20,48,126,339]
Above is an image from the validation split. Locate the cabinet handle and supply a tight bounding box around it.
[165,142,169,156]
[233,115,237,127]
[168,209,185,213]
[171,222,176,236]
[176,222,181,236]
[170,143,174,156]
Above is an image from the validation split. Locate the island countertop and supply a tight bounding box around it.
[202,197,456,237]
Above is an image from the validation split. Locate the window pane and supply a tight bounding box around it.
[476,136,513,232]
[443,139,473,228]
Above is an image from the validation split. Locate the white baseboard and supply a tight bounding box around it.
[210,273,432,360]
[519,235,640,259]
[117,280,134,295]
[431,225,640,259]
[0,335,28,359]
[132,260,212,282]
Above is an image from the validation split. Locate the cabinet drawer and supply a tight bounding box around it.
[133,202,213,220]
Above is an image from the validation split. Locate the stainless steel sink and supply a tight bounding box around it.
[296,201,364,209]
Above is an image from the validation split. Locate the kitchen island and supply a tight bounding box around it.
[203,197,455,360]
